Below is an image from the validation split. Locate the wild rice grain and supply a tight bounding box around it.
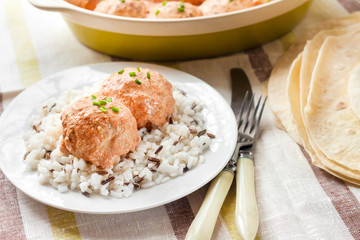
[49,103,56,112]
[148,157,161,167]
[101,176,115,185]
[96,170,108,175]
[44,150,51,160]
[191,119,199,125]
[134,176,144,183]
[191,103,197,110]
[154,145,163,154]
[179,89,187,96]
[148,157,160,162]
[23,151,30,160]
[197,129,207,137]
[173,136,182,145]
[82,192,90,197]
[207,133,216,138]
[32,122,42,133]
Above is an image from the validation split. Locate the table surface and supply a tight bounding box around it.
[1,0,360,239]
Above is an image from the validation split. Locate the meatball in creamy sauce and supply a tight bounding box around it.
[200,0,261,16]
[147,0,205,6]
[65,0,272,18]
[60,96,140,168]
[65,0,101,10]
[100,67,175,129]
[149,1,202,19]
[94,0,149,18]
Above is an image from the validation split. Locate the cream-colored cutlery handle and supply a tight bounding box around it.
[235,154,259,240]
[185,170,234,240]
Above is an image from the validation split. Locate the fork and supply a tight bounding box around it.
[235,92,267,240]
[185,92,266,240]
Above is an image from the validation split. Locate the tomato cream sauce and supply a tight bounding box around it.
[65,0,272,18]
[60,96,140,168]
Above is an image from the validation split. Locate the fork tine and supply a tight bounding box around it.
[249,95,262,134]
[257,96,267,127]
[242,94,254,133]
[237,91,249,129]
[250,96,267,136]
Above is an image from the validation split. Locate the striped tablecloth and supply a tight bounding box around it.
[1,0,360,239]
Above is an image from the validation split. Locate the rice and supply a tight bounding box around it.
[23,84,212,198]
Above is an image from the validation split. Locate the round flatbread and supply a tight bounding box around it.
[348,63,360,120]
[304,31,360,179]
[267,13,360,143]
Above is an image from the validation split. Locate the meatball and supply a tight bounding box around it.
[148,1,202,19]
[100,67,175,129]
[199,0,256,16]
[60,96,140,168]
[65,0,101,10]
[94,0,149,18]
[146,0,206,6]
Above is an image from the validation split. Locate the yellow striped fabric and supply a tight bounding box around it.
[3,1,81,239]
[3,0,42,88]
[46,207,81,240]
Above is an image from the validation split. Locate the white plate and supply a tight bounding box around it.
[0,62,237,214]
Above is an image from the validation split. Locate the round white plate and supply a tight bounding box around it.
[0,62,237,214]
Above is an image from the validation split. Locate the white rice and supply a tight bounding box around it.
[23,85,212,198]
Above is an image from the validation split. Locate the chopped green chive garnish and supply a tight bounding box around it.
[135,79,142,85]
[178,3,185,12]
[93,101,100,106]
[155,10,160,15]
[229,0,233,2]
[91,95,96,100]
[147,72,151,79]
[162,0,167,5]
[111,106,119,112]
[120,0,125,2]
[118,69,124,74]
[137,67,141,72]
[129,72,136,77]
[99,100,107,105]
[106,97,112,102]
[100,106,107,113]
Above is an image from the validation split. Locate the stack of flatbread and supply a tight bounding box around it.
[268,12,360,184]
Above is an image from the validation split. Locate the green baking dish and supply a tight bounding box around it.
[28,0,311,61]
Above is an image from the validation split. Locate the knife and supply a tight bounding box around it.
[185,68,252,240]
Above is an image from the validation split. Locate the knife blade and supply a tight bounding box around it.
[231,68,253,119]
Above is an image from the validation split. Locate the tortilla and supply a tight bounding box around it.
[268,13,360,184]
[348,63,360,120]
[267,13,360,143]
[304,31,360,178]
